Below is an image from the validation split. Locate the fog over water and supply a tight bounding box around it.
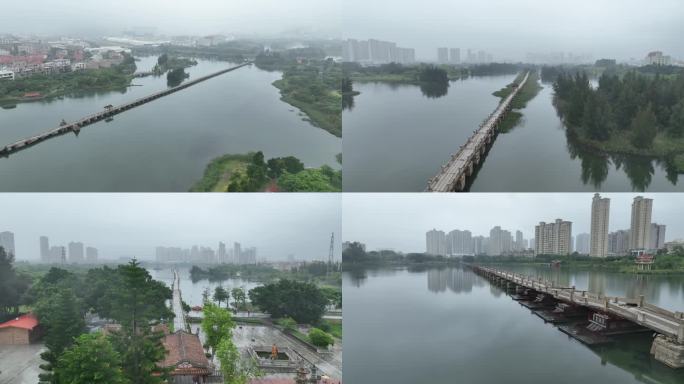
[342,0,684,61]
[0,0,341,37]
[343,193,684,252]
[0,194,341,261]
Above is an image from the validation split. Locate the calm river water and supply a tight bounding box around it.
[0,56,340,191]
[147,266,260,307]
[343,76,684,192]
[343,266,684,384]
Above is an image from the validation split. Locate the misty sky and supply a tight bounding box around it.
[343,0,684,61]
[0,194,341,262]
[343,193,684,253]
[0,0,340,38]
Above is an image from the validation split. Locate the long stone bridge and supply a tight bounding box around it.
[0,62,251,157]
[473,265,684,368]
[426,71,530,192]
[171,269,187,332]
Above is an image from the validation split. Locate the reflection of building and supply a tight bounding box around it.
[535,219,572,256]
[629,196,653,250]
[427,267,484,294]
[649,223,666,250]
[590,193,610,257]
[426,229,446,256]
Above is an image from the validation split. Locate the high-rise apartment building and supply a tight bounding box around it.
[515,230,523,251]
[649,223,666,250]
[590,193,610,257]
[437,47,449,63]
[68,241,84,263]
[86,246,98,262]
[446,229,472,256]
[218,241,227,263]
[488,226,513,256]
[40,236,50,262]
[608,230,630,255]
[449,48,460,64]
[630,196,653,250]
[0,231,15,257]
[535,219,572,256]
[575,233,590,254]
[50,246,66,264]
[426,229,446,256]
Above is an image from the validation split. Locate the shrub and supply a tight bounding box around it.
[308,328,334,348]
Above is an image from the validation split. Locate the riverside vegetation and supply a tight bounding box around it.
[0,54,136,106]
[255,49,342,137]
[550,65,684,171]
[190,151,341,192]
[492,70,543,132]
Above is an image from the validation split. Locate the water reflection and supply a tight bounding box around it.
[419,82,449,98]
[426,267,485,293]
[344,266,684,384]
[342,94,354,111]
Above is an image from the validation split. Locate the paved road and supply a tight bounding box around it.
[0,344,45,384]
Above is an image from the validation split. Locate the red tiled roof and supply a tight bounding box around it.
[161,331,210,372]
[0,314,39,331]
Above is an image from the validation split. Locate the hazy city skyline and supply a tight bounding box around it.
[0,0,341,38]
[0,194,341,261]
[342,0,684,61]
[343,193,682,253]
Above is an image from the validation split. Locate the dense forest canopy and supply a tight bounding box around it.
[552,69,684,148]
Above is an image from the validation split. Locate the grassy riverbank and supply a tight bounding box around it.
[255,51,342,137]
[0,55,136,105]
[492,71,543,132]
[190,151,341,192]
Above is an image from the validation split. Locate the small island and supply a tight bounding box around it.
[190,151,341,192]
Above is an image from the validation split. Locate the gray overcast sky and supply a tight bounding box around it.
[343,0,684,61]
[343,193,684,253]
[1,194,341,262]
[0,0,340,37]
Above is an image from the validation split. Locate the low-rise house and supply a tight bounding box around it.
[0,69,14,80]
[0,314,42,345]
[161,330,213,383]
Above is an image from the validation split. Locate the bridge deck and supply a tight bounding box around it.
[171,270,187,332]
[427,72,530,192]
[476,266,684,342]
[1,62,251,157]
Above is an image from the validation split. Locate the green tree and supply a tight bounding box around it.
[201,303,236,355]
[105,260,171,384]
[668,100,684,137]
[0,246,30,318]
[308,328,334,348]
[213,286,229,307]
[248,280,328,324]
[630,104,658,148]
[231,287,247,311]
[35,286,85,384]
[341,242,368,263]
[55,333,128,384]
[277,168,340,192]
